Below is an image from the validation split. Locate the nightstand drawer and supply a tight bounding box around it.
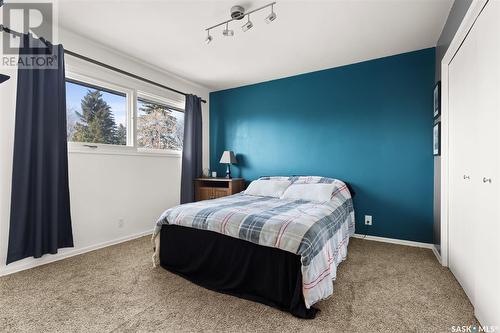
[194,178,245,201]
[196,187,215,201]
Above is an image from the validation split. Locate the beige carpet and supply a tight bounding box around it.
[0,236,476,333]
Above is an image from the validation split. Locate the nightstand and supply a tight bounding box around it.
[194,178,245,201]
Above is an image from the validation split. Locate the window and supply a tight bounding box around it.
[65,72,185,155]
[137,97,184,151]
[66,79,128,146]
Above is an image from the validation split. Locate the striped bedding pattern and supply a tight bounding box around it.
[152,176,355,308]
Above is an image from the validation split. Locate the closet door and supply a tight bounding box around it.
[473,0,500,325]
[448,19,478,303]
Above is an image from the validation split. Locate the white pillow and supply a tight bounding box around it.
[280,183,336,202]
[245,179,292,198]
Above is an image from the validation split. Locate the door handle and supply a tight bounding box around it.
[463,175,470,180]
[483,177,492,183]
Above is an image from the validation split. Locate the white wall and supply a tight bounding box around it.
[0,29,210,275]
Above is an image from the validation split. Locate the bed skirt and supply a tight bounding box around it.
[159,224,318,319]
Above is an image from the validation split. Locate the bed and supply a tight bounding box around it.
[152,176,355,318]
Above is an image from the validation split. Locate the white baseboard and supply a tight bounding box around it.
[352,233,434,249]
[0,230,152,277]
[432,245,442,265]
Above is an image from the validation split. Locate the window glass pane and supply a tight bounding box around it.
[66,80,127,145]
[137,98,184,151]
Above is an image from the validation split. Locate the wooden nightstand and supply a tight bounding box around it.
[194,178,245,201]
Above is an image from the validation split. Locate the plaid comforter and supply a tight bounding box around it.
[152,176,355,308]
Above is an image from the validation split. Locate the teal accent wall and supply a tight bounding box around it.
[210,48,435,243]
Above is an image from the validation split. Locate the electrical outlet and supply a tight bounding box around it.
[118,218,125,228]
[365,215,372,226]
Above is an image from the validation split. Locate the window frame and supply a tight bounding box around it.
[65,69,184,157]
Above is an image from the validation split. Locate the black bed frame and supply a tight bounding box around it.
[160,224,318,319]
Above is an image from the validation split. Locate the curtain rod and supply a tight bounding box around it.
[0,24,207,104]
[64,50,207,103]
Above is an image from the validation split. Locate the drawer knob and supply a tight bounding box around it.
[483,177,492,183]
[463,175,470,180]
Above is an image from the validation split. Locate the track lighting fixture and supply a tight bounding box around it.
[222,22,234,37]
[205,30,213,44]
[241,15,253,32]
[204,2,276,43]
[265,4,277,23]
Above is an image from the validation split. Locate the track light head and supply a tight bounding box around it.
[205,30,213,44]
[241,15,253,32]
[265,5,276,23]
[223,23,234,36]
[265,12,276,23]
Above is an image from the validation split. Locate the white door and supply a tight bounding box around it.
[472,0,500,326]
[448,0,500,326]
[448,19,478,304]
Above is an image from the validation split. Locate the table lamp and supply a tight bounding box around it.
[219,150,237,179]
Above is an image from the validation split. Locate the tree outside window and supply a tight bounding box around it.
[137,98,184,151]
[66,80,127,145]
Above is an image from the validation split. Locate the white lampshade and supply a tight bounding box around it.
[219,151,237,164]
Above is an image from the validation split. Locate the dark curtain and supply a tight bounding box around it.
[180,94,202,204]
[7,34,73,264]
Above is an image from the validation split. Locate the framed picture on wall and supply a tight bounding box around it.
[433,122,441,156]
[433,81,441,118]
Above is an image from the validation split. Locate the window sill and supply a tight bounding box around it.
[68,143,182,158]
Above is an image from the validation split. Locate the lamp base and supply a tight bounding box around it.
[225,164,232,179]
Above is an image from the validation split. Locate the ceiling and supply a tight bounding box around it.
[58,0,453,91]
